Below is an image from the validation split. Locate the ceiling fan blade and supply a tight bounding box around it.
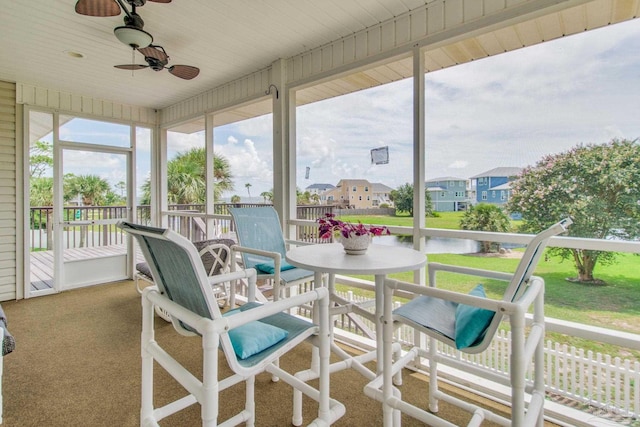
[75,0,121,16]
[137,45,168,61]
[114,64,149,70]
[148,0,172,3]
[168,65,200,80]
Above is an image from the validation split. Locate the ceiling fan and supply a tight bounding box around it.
[75,0,200,79]
[115,45,200,80]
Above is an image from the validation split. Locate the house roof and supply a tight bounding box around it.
[336,179,371,187]
[490,183,512,191]
[426,177,467,183]
[306,183,335,191]
[371,183,393,192]
[470,167,523,179]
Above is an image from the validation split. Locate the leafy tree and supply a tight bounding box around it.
[139,148,234,205]
[507,138,640,283]
[29,140,53,178]
[390,183,433,217]
[459,203,511,253]
[230,194,241,204]
[296,188,312,205]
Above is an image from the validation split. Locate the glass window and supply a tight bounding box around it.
[59,116,130,148]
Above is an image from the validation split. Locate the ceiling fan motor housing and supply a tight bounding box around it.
[127,0,147,7]
[146,56,169,71]
[124,12,145,29]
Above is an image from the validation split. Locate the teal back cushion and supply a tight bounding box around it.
[454,284,495,350]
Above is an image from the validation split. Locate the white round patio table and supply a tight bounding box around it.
[286,243,426,372]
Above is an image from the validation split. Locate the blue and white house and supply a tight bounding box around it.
[425,177,469,212]
[470,167,523,206]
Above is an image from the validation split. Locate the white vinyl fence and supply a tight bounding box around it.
[332,289,640,419]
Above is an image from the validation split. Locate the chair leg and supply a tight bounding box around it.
[428,337,439,413]
[140,294,155,425]
[511,315,526,426]
[245,376,255,427]
[201,329,221,427]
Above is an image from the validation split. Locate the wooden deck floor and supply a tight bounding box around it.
[29,245,142,291]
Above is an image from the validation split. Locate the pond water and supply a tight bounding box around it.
[374,235,481,254]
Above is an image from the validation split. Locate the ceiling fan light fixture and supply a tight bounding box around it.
[114,25,153,49]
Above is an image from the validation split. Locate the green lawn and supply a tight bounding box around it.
[331,212,640,361]
[336,211,466,230]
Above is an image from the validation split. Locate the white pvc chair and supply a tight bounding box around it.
[365,218,572,426]
[134,237,235,321]
[228,206,319,301]
[119,221,345,427]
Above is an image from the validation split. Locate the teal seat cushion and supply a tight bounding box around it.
[226,319,289,360]
[255,260,296,274]
[454,284,495,350]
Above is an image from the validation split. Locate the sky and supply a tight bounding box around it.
[198,18,640,200]
[50,18,640,202]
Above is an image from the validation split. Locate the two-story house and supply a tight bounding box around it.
[322,179,375,209]
[470,167,523,206]
[425,177,469,212]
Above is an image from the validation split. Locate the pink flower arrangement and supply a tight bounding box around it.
[316,213,390,240]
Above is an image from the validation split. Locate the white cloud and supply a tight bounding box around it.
[215,138,272,195]
[448,160,468,169]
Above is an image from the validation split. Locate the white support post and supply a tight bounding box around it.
[205,113,215,238]
[271,59,293,235]
[412,46,426,286]
[157,125,168,228]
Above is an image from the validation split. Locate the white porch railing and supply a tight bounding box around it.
[330,287,640,420]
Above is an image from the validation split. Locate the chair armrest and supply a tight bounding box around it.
[222,287,329,331]
[230,245,283,286]
[387,278,503,311]
[385,276,544,316]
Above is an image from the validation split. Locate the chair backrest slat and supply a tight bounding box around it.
[467,217,572,353]
[228,207,288,269]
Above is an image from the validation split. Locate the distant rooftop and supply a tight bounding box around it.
[371,182,393,192]
[426,176,467,182]
[306,183,335,190]
[470,167,523,179]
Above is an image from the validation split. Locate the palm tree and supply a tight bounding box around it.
[260,190,273,204]
[63,174,111,248]
[65,174,110,206]
[139,148,234,205]
[245,183,252,199]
